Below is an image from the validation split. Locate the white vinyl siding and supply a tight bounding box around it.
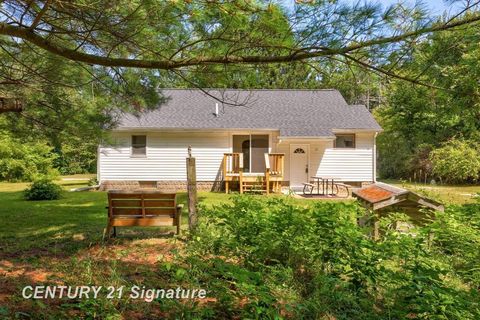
[315,133,374,181]
[99,131,229,181]
[278,132,375,182]
[98,130,376,183]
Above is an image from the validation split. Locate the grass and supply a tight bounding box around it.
[0,177,476,318]
[380,179,480,205]
[0,177,331,318]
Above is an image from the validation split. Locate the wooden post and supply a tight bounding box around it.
[186,146,198,230]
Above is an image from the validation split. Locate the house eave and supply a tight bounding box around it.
[332,128,383,133]
[277,136,335,140]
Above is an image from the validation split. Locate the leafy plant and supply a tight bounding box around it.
[183,195,480,319]
[0,136,58,182]
[24,179,63,201]
[430,139,480,183]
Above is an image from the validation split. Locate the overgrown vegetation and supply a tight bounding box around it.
[180,196,480,319]
[430,139,480,183]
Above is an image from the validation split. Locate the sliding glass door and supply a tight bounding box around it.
[232,135,269,173]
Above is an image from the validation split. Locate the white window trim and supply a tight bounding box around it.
[230,132,271,174]
[131,134,148,158]
[334,133,356,149]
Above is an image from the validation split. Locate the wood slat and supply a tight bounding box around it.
[143,193,176,199]
[145,208,176,215]
[108,193,144,199]
[112,208,143,215]
[111,199,142,207]
[143,200,175,207]
[111,217,175,227]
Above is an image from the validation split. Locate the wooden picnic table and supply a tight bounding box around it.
[311,176,337,196]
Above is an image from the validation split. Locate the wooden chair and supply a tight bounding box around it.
[103,190,183,239]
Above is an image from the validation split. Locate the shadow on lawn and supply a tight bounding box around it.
[0,191,189,260]
[0,236,197,319]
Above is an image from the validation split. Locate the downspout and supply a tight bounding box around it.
[97,144,101,183]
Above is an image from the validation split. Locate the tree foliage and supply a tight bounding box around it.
[376,22,480,181]
[0,135,57,181]
[430,139,480,183]
[0,1,479,88]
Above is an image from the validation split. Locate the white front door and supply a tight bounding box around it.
[290,144,309,187]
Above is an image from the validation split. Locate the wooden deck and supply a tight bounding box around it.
[223,153,285,194]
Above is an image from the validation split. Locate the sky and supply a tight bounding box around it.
[282,1,463,16]
[362,0,459,15]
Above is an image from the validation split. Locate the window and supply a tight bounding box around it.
[232,134,269,173]
[294,148,305,154]
[132,135,147,156]
[335,134,355,148]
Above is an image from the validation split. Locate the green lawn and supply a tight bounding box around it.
[380,179,480,205]
[0,177,477,318]
[0,177,325,318]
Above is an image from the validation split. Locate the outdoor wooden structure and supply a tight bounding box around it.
[352,182,444,212]
[104,190,183,239]
[352,182,444,240]
[265,153,285,193]
[222,153,284,194]
[223,153,243,194]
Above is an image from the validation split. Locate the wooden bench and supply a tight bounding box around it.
[104,190,183,239]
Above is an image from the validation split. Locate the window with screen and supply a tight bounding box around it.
[335,134,355,148]
[132,135,147,156]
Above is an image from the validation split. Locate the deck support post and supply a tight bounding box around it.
[239,171,243,194]
[265,169,270,195]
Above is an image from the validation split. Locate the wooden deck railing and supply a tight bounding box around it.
[223,152,284,194]
[265,153,284,193]
[223,153,243,177]
[265,153,284,177]
[223,153,243,194]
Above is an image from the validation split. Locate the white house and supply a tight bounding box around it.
[98,89,382,192]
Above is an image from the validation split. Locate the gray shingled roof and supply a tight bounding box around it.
[116,89,382,137]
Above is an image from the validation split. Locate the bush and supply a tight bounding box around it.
[24,179,63,200]
[0,137,58,182]
[430,138,480,183]
[182,195,480,319]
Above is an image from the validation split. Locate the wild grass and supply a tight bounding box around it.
[380,179,480,204]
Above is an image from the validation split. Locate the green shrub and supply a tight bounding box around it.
[183,195,480,319]
[24,179,63,200]
[430,139,480,183]
[0,137,58,181]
